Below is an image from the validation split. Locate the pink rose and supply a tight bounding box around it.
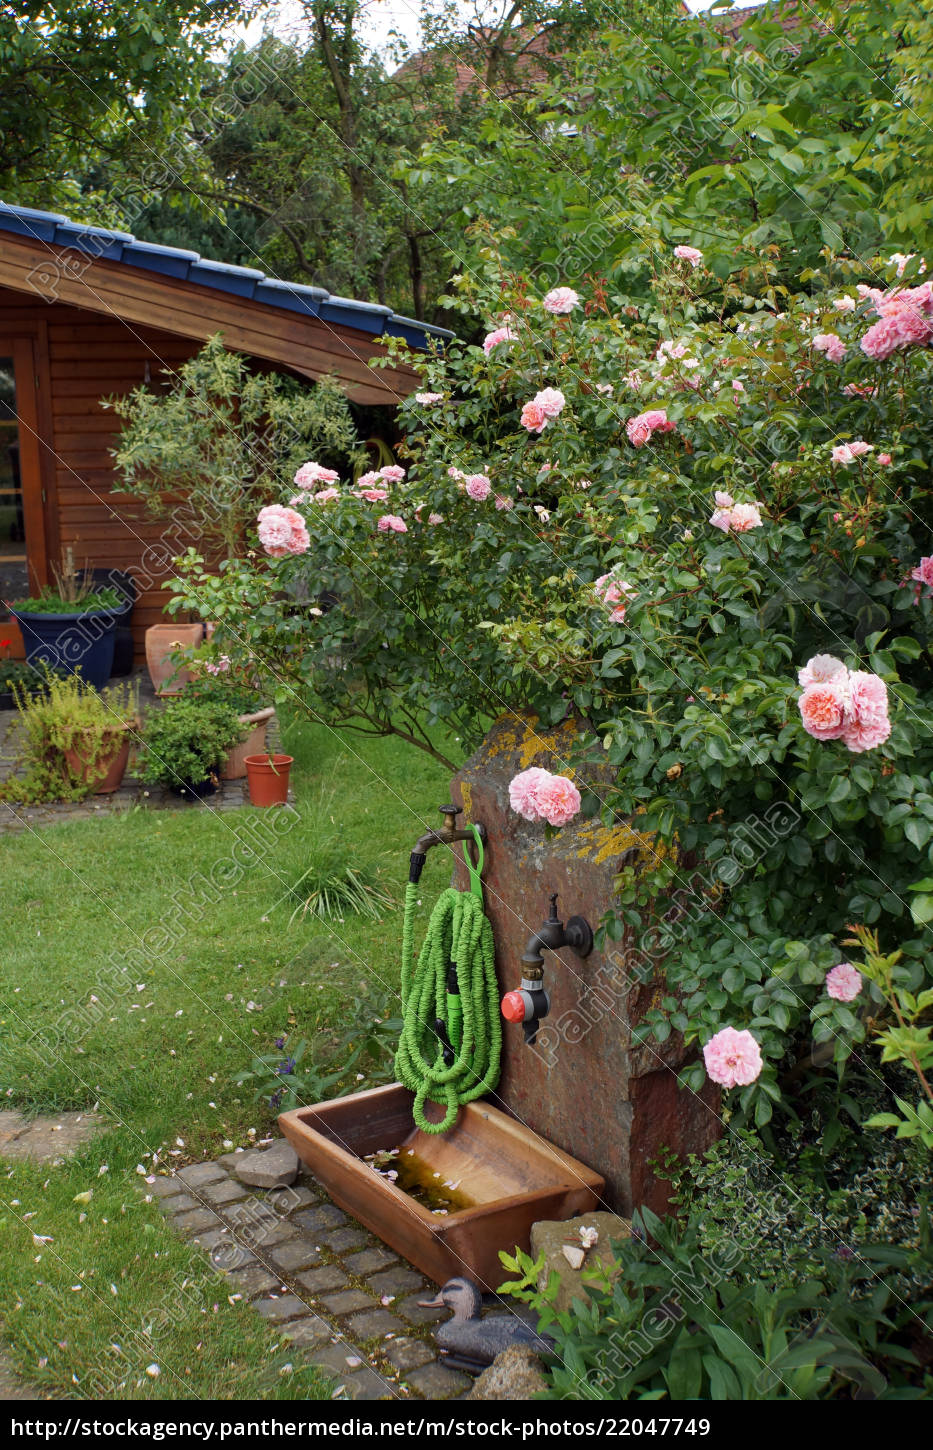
[256,504,310,558]
[595,573,636,624]
[376,514,407,533]
[357,470,380,488]
[831,440,873,466]
[521,400,548,433]
[537,774,582,827]
[428,512,443,525]
[825,963,863,1002]
[415,392,444,404]
[703,1027,762,1088]
[464,473,492,502]
[798,654,846,689]
[357,487,389,502]
[294,461,339,489]
[508,767,552,821]
[833,296,856,312]
[799,680,849,741]
[626,408,675,447]
[842,670,891,753]
[729,502,763,533]
[535,387,566,418]
[673,245,704,268]
[494,494,513,511]
[379,465,406,482]
[312,488,340,504]
[813,332,847,363]
[542,287,579,314]
[911,556,933,589]
[877,453,892,466]
[483,326,515,355]
[859,282,933,360]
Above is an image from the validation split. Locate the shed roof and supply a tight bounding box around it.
[0,201,452,406]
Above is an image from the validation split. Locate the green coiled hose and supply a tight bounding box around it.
[394,831,501,1134]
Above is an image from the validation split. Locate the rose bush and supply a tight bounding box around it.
[171,241,933,1127]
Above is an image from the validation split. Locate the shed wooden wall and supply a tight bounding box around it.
[1,287,204,657]
[45,305,200,655]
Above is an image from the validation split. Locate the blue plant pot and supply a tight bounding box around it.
[10,607,119,690]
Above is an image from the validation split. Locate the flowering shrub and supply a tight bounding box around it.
[171,240,933,1128]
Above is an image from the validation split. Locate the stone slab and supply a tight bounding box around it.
[267,1240,322,1275]
[406,1362,472,1399]
[0,1112,102,1163]
[346,1309,406,1340]
[231,1141,299,1189]
[254,1294,309,1323]
[177,1162,228,1188]
[320,1289,377,1317]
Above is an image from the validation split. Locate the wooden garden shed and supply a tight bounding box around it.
[0,201,451,658]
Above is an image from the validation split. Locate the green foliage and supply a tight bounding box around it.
[137,696,243,789]
[233,1035,346,1113]
[500,1201,931,1399]
[410,0,930,291]
[11,588,123,614]
[0,672,138,804]
[0,1,245,209]
[108,335,365,560]
[287,842,395,923]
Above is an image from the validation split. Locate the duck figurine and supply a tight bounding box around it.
[420,1276,553,1373]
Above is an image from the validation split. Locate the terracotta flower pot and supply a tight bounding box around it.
[222,707,275,781]
[63,725,134,794]
[145,623,204,696]
[245,753,293,807]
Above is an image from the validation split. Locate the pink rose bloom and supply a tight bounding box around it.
[357,470,380,488]
[312,487,340,504]
[842,670,891,753]
[877,452,892,466]
[376,514,407,533]
[256,504,310,558]
[447,466,464,480]
[537,774,582,827]
[358,487,389,503]
[623,370,642,391]
[799,680,849,741]
[714,490,734,509]
[483,326,516,355]
[428,512,443,525]
[521,400,548,433]
[813,332,847,363]
[732,379,746,393]
[595,574,636,623]
[911,556,933,589]
[833,296,856,312]
[729,503,762,532]
[859,282,933,360]
[535,387,566,418]
[703,1027,762,1088]
[832,440,873,466]
[415,392,444,404]
[657,340,688,360]
[494,494,513,511]
[709,507,732,532]
[626,408,675,447]
[508,767,553,821]
[825,963,863,1002]
[464,473,492,502]
[379,465,406,482]
[673,245,704,268]
[294,461,339,489]
[798,654,846,689]
[542,287,579,314]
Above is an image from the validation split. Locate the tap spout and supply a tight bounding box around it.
[409,805,486,883]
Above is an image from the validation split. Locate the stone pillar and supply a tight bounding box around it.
[451,714,719,1217]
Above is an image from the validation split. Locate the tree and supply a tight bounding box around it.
[0,1,255,208]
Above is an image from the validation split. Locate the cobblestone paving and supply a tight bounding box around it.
[150,1144,473,1402]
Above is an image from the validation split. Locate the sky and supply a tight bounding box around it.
[237,1,727,63]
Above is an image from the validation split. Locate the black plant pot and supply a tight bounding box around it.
[89,568,137,677]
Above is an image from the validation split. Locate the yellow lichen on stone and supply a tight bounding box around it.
[460,779,474,820]
[565,818,653,867]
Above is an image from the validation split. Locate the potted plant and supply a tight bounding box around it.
[144,622,205,696]
[0,672,139,801]
[7,550,123,691]
[244,750,294,807]
[184,673,275,780]
[138,697,244,798]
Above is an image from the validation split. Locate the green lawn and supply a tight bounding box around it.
[0,714,454,1398]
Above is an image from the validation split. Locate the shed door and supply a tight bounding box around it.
[0,336,48,620]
